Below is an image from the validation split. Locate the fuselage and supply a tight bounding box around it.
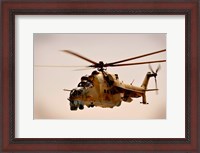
[68,71,147,110]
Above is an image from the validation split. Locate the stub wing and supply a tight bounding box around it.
[113,82,145,99]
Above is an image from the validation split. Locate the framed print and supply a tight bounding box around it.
[1,0,199,152]
[34,33,167,120]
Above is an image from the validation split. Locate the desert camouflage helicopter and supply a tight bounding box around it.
[62,49,166,111]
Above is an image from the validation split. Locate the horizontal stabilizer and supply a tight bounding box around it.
[145,89,158,92]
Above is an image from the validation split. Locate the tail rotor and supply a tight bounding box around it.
[149,64,161,94]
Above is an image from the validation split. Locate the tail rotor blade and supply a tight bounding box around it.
[156,64,161,73]
[149,64,155,73]
[155,77,158,94]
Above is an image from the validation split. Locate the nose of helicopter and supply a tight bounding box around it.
[69,87,84,98]
[68,87,85,111]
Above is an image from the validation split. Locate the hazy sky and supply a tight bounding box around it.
[34,33,166,119]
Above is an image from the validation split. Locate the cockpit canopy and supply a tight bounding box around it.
[77,81,93,88]
[78,75,93,88]
[70,87,83,98]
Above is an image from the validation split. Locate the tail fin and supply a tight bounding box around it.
[140,95,148,104]
[140,68,159,104]
[141,72,156,90]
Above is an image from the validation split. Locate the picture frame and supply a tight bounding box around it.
[1,0,199,152]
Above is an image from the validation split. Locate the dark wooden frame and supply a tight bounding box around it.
[1,0,199,152]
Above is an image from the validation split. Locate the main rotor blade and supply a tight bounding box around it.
[108,60,166,67]
[106,49,166,66]
[63,89,71,91]
[73,67,94,71]
[34,65,88,68]
[61,50,97,65]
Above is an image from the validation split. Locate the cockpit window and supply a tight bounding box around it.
[70,88,83,97]
[77,81,93,88]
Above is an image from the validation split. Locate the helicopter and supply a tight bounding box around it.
[61,49,166,111]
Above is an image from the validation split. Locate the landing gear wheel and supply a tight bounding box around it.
[70,106,78,110]
[79,104,84,110]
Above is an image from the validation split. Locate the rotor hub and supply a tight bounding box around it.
[96,61,106,71]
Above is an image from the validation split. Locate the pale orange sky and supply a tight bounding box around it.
[33,33,166,119]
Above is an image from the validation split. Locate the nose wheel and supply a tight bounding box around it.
[70,101,84,111]
[79,104,84,110]
[70,106,78,110]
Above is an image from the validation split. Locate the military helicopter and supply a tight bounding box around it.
[61,49,166,111]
